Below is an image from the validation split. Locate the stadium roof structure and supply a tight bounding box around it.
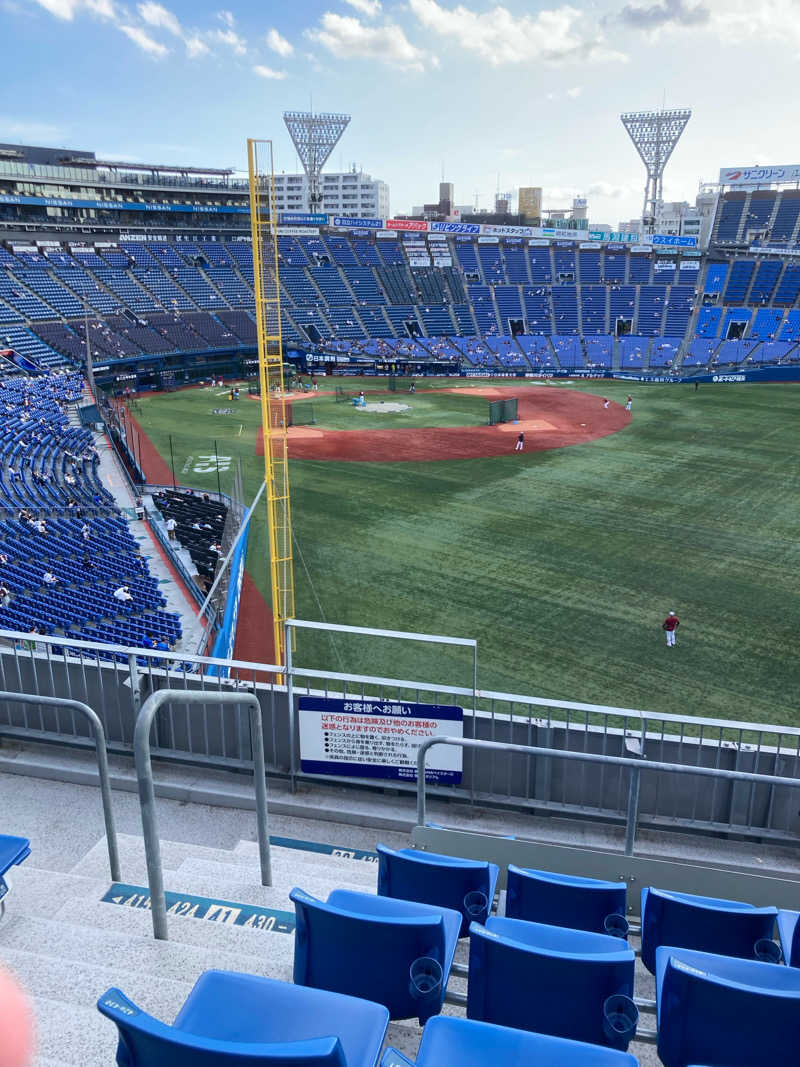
[283,111,351,212]
[621,108,692,234]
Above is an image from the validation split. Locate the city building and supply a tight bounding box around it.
[618,187,717,247]
[518,186,542,220]
[0,143,389,238]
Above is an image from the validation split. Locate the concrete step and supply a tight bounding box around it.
[57,897,293,968]
[235,837,379,882]
[0,911,275,988]
[29,996,113,1067]
[6,865,112,920]
[171,856,375,907]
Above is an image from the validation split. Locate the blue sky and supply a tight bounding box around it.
[1,0,797,225]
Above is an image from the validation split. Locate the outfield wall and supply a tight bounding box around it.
[0,635,797,843]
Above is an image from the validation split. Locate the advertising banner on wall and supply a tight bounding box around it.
[430,221,480,234]
[277,226,320,236]
[279,213,328,225]
[332,215,383,229]
[298,696,463,783]
[386,218,428,231]
[720,165,800,187]
[749,244,800,257]
[651,234,698,247]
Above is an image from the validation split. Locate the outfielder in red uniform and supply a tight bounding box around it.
[663,611,680,647]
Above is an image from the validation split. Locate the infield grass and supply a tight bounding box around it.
[133,378,800,726]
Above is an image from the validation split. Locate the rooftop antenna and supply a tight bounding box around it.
[283,110,351,213]
[620,107,691,234]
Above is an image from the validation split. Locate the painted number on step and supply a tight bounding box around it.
[168,900,200,918]
[243,913,276,931]
[205,904,242,924]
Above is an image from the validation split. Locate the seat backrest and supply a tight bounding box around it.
[641,887,778,973]
[506,865,627,934]
[656,948,800,1067]
[778,909,800,968]
[97,989,347,1066]
[467,920,635,1049]
[377,844,497,935]
[291,889,446,1021]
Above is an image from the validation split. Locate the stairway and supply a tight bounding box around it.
[0,830,446,1066]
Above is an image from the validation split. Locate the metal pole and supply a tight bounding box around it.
[168,434,176,488]
[213,439,222,498]
[285,618,296,793]
[0,691,119,881]
[134,689,272,941]
[84,301,96,402]
[624,766,642,856]
[195,481,266,628]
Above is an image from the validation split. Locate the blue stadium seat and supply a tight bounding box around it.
[505,865,629,937]
[0,833,30,919]
[655,947,800,1067]
[467,916,637,1050]
[777,909,800,967]
[377,844,498,936]
[291,887,461,1023]
[640,886,778,973]
[98,970,389,1066]
[380,1016,639,1066]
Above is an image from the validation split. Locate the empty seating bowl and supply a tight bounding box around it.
[467,915,636,1050]
[380,1016,640,1066]
[377,844,499,936]
[656,947,800,1067]
[640,886,778,973]
[98,970,389,1066]
[290,887,461,1023]
[506,864,629,937]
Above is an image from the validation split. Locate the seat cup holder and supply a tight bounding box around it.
[602,994,639,1050]
[463,890,489,921]
[603,913,630,939]
[409,957,443,1002]
[754,938,783,964]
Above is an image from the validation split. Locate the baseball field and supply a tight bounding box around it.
[128,376,800,726]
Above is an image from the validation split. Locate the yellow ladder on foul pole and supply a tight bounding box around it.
[247,138,294,665]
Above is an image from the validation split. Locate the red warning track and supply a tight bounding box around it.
[259,386,630,462]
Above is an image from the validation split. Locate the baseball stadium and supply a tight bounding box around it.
[0,64,800,1067]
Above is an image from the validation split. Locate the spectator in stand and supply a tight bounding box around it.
[81,523,90,541]
[155,637,170,652]
[166,516,177,540]
[82,555,94,571]
[113,585,133,603]
[43,571,58,586]
[0,584,10,607]
[141,634,155,650]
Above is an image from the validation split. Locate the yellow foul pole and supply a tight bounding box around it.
[247,138,294,665]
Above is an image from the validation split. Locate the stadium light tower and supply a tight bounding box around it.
[620,108,692,234]
[283,111,351,213]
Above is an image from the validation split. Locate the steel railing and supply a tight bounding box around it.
[133,688,272,940]
[0,689,119,881]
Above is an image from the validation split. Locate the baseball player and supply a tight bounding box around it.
[662,611,680,647]
[602,397,610,409]
[625,395,633,412]
[514,432,524,453]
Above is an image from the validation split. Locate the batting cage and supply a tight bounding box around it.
[288,402,315,427]
[335,386,348,403]
[488,397,519,425]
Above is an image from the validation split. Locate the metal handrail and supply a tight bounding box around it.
[133,689,272,940]
[416,736,800,855]
[0,690,120,881]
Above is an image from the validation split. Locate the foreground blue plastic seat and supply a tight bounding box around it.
[380,1016,639,1066]
[98,970,389,1066]
[291,887,461,1023]
[468,916,637,1050]
[377,843,499,936]
[777,909,800,967]
[0,833,30,920]
[656,946,800,1067]
[640,887,778,973]
[506,865,629,937]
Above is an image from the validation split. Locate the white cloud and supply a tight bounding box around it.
[408,0,626,64]
[31,0,113,18]
[566,85,582,97]
[185,33,210,57]
[217,8,234,27]
[253,63,287,79]
[306,12,433,71]
[266,28,293,56]
[137,1,180,35]
[343,0,382,15]
[0,117,68,142]
[212,27,247,53]
[588,181,634,199]
[119,23,169,55]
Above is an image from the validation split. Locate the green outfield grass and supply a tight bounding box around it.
[133,377,800,725]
